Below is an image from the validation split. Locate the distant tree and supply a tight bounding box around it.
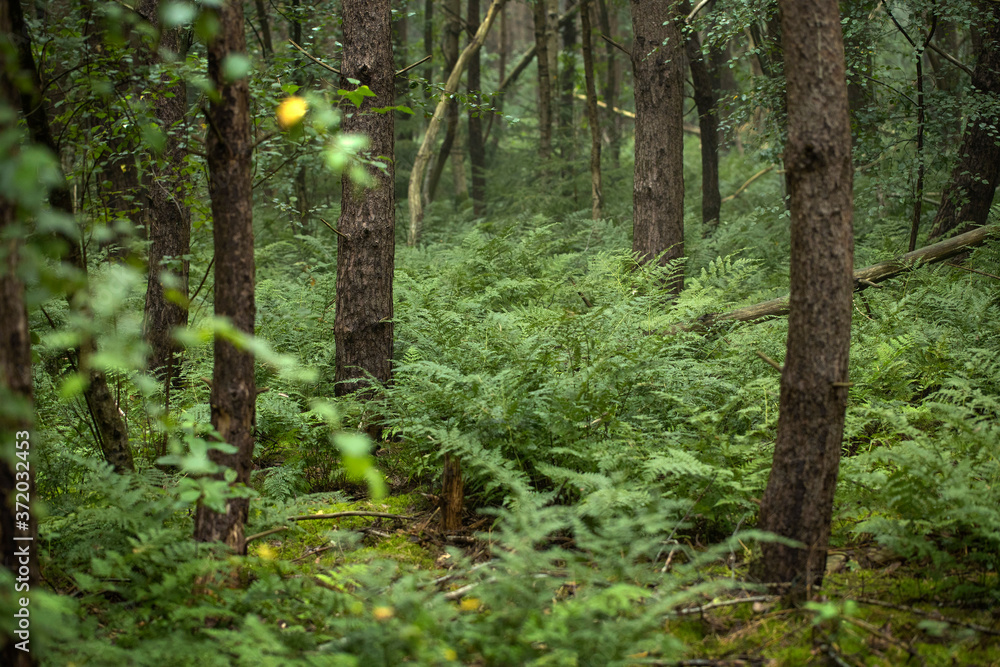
[755,0,854,593]
[193,0,256,553]
[629,0,684,292]
[534,0,554,160]
[682,0,721,230]
[334,0,395,403]
[929,3,1000,239]
[580,0,602,219]
[427,0,462,202]
[468,0,488,216]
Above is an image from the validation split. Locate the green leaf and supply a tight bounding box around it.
[221,54,251,83]
[161,1,197,28]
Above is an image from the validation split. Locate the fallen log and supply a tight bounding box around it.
[694,225,998,329]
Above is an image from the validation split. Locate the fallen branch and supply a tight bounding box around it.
[288,511,415,522]
[854,597,1000,637]
[672,595,775,617]
[721,166,775,204]
[694,225,998,329]
[245,526,289,544]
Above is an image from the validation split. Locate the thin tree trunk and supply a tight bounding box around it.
[468,0,487,215]
[683,7,720,230]
[597,0,622,167]
[0,6,37,662]
[253,0,273,59]
[558,0,577,161]
[408,1,504,242]
[534,0,554,160]
[9,0,134,473]
[137,0,191,456]
[755,0,854,593]
[193,0,256,553]
[929,3,1000,239]
[629,0,684,292]
[427,0,462,203]
[335,0,395,403]
[581,0,602,219]
[424,0,434,90]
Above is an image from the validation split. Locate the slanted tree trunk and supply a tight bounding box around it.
[581,0,602,219]
[629,0,684,292]
[137,0,192,455]
[0,7,37,664]
[468,0,487,216]
[427,0,462,203]
[9,0,133,473]
[193,0,256,553]
[682,2,720,230]
[755,0,854,593]
[534,0,554,160]
[335,0,395,402]
[253,0,273,59]
[929,3,1000,239]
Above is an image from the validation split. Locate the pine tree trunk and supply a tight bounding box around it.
[468,0,487,216]
[335,0,395,402]
[755,0,854,593]
[253,0,273,58]
[137,0,192,454]
[629,0,684,292]
[929,3,1000,239]
[581,0,602,219]
[193,0,256,553]
[427,0,462,202]
[597,0,622,167]
[558,0,577,162]
[683,12,721,230]
[534,0,553,160]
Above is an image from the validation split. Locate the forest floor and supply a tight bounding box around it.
[246,492,1000,666]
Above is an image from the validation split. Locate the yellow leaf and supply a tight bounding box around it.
[459,597,481,612]
[277,96,309,129]
[373,605,394,621]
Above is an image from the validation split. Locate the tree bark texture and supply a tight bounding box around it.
[682,6,721,229]
[137,0,192,439]
[468,0,487,216]
[427,0,461,203]
[407,0,505,246]
[335,0,395,398]
[193,0,256,553]
[756,0,854,591]
[0,6,37,662]
[9,0,133,473]
[629,0,685,292]
[534,0,554,159]
[581,0,602,219]
[929,4,1000,239]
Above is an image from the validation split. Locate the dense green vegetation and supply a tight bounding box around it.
[1,0,999,664]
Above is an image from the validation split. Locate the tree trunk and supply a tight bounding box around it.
[427,0,462,203]
[468,0,487,216]
[597,0,622,167]
[682,4,720,230]
[629,0,684,292]
[408,0,506,245]
[558,0,577,162]
[9,0,133,473]
[335,0,395,401]
[193,0,256,554]
[253,0,273,59]
[137,0,192,455]
[424,0,434,91]
[928,3,1000,239]
[534,0,554,160]
[755,0,854,593]
[0,7,37,662]
[581,0,602,219]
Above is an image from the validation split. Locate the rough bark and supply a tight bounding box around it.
[755,0,854,592]
[581,0,602,219]
[193,0,256,553]
[534,0,554,160]
[137,0,192,453]
[441,453,464,531]
[629,0,685,292]
[335,0,395,400]
[407,0,505,245]
[0,6,37,663]
[468,0,487,216]
[9,0,133,473]
[929,5,1000,239]
[682,5,720,229]
[427,0,462,203]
